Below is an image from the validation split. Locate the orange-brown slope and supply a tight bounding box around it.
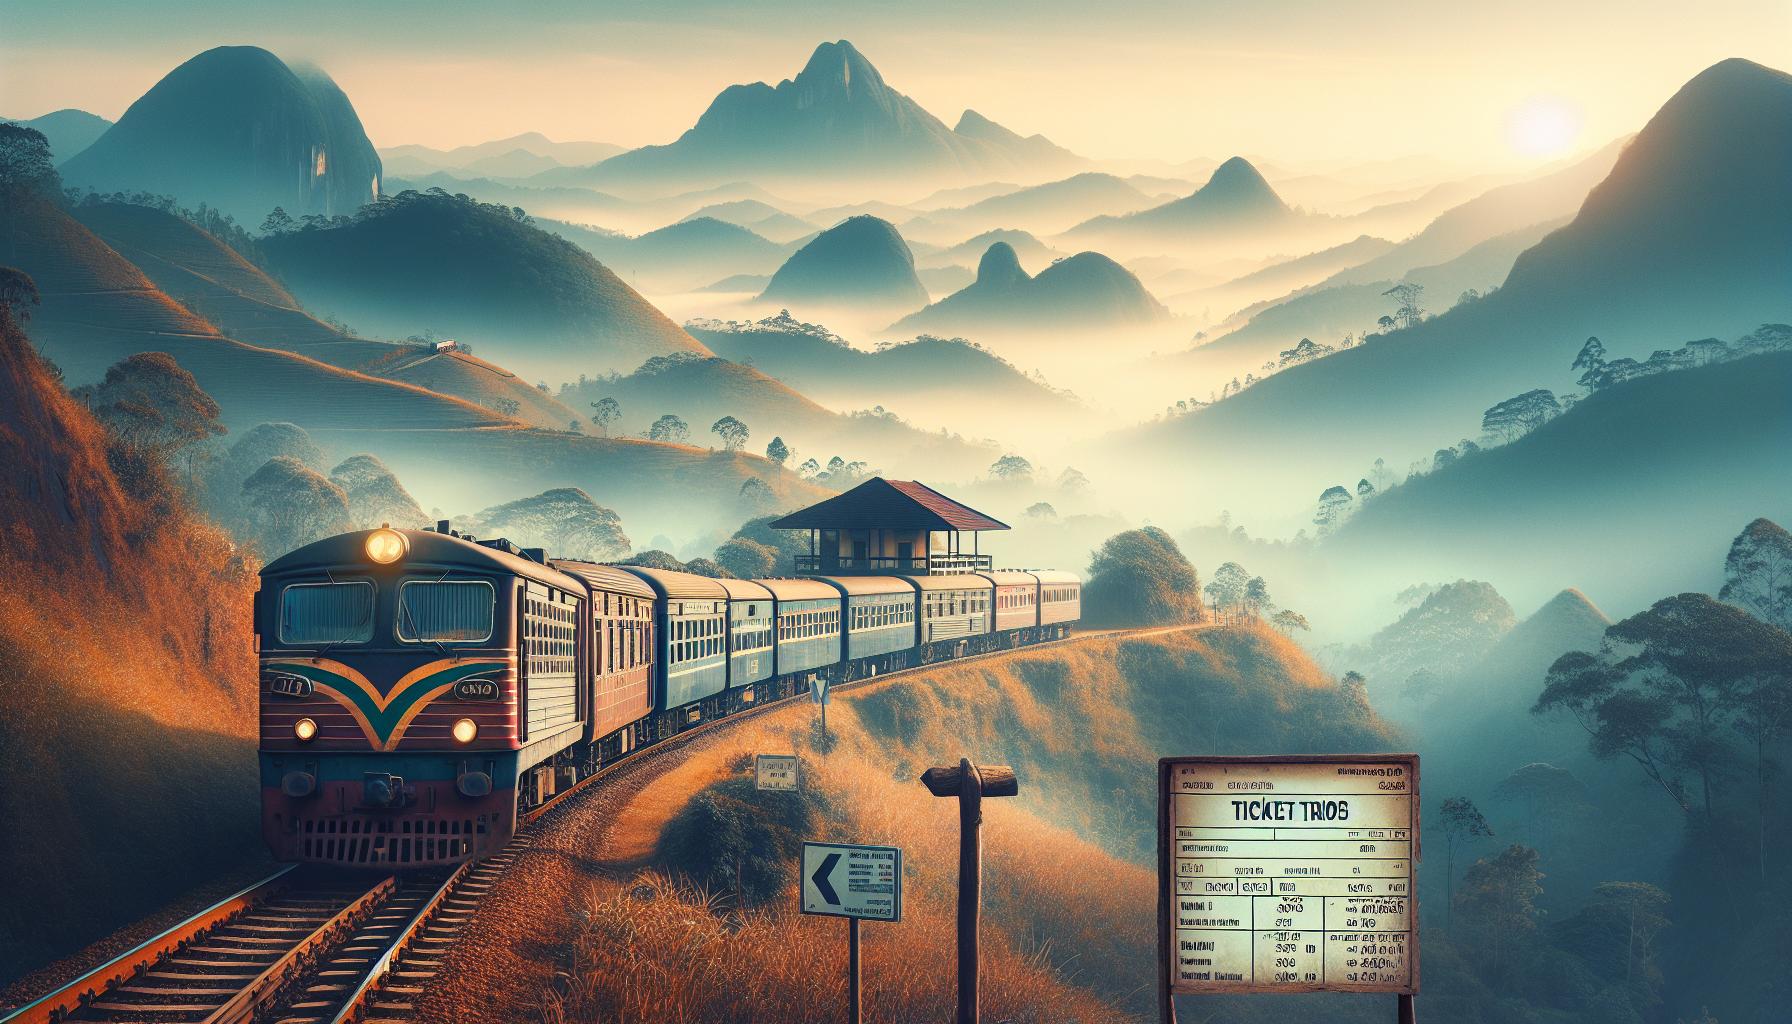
[0,299,266,982]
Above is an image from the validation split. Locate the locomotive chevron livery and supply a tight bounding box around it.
[257,524,1079,867]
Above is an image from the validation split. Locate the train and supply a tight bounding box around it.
[256,523,1080,867]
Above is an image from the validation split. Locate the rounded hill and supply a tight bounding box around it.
[758,215,928,310]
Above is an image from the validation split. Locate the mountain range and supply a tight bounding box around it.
[546,41,1086,191]
[892,242,1168,334]
[1064,156,1301,252]
[60,46,382,223]
[381,132,627,178]
[5,108,113,162]
[1126,58,1792,520]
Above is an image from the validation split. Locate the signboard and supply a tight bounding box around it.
[812,678,831,705]
[801,842,902,922]
[755,753,799,791]
[1158,755,1418,999]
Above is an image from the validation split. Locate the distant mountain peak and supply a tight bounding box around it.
[796,39,884,97]
[976,241,1028,288]
[1197,156,1282,206]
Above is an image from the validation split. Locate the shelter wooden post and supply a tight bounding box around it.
[922,758,1019,1024]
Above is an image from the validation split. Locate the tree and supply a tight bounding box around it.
[1454,845,1541,984]
[461,487,629,562]
[1271,609,1309,635]
[490,396,520,418]
[1437,797,1495,932]
[714,536,779,579]
[74,352,226,488]
[989,454,1034,481]
[1381,281,1425,330]
[1313,485,1353,533]
[589,397,620,436]
[1480,388,1562,444]
[260,207,295,234]
[240,456,355,556]
[1571,336,1607,380]
[0,266,40,321]
[330,454,426,530]
[1204,561,1251,618]
[1535,593,1792,819]
[1720,518,1792,630]
[711,415,749,452]
[567,419,582,433]
[0,123,59,203]
[648,414,689,444]
[1244,576,1271,618]
[1058,467,1090,492]
[765,436,790,469]
[1494,763,1585,850]
[1024,502,1057,520]
[1082,527,1202,626]
[739,477,777,515]
[1553,882,1670,998]
[797,458,821,480]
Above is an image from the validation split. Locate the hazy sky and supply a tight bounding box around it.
[5,0,1788,169]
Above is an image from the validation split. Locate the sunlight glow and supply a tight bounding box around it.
[1505,95,1582,158]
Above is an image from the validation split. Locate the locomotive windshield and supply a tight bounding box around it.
[279,581,375,644]
[397,580,496,642]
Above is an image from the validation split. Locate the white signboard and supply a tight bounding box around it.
[812,678,831,705]
[801,842,902,922]
[755,753,799,791]
[1160,755,1418,996]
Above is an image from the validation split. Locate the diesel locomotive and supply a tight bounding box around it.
[257,482,1079,867]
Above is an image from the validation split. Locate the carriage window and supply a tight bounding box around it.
[398,580,495,642]
[280,581,375,644]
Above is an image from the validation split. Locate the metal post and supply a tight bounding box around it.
[849,917,862,1024]
[1398,994,1416,1023]
[957,758,983,1024]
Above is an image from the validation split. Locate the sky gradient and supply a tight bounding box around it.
[5,0,1789,170]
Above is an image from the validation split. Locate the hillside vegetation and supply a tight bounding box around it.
[0,290,263,980]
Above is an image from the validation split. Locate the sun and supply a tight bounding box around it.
[1506,94,1583,159]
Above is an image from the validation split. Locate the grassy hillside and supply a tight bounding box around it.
[560,353,1001,477]
[261,190,711,379]
[419,626,1398,1023]
[73,200,587,428]
[0,302,264,982]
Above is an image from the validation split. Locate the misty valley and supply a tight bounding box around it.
[0,10,1789,1024]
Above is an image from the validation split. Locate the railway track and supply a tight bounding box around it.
[6,625,1192,1024]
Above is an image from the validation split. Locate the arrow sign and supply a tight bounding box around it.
[801,842,902,922]
[811,853,842,904]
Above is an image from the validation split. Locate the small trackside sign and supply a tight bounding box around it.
[800,842,902,922]
[755,753,799,791]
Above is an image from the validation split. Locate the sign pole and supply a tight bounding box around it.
[921,758,1020,1024]
[849,917,862,1024]
[957,760,982,1024]
[1398,993,1416,1023]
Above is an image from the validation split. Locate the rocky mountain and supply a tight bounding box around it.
[261,189,711,377]
[565,41,1084,190]
[60,46,381,223]
[1130,59,1792,521]
[6,108,113,162]
[758,215,928,312]
[1065,156,1298,249]
[892,242,1168,334]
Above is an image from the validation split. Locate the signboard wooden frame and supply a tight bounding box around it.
[1157,754,1420,1018]
[755,753,799,791]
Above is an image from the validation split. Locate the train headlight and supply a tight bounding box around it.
[452,718,478,744]
[365,527,407,564]
[293,717,318,742]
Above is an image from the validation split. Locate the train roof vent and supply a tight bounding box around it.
[522,547,548,564]
[475,537,524,558]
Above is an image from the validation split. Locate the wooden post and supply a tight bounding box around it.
[922,758,1019,1024]
[1398,994,1416,1023]
[849,917,861,1024]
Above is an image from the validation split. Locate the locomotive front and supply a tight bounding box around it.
[256,527,537,866]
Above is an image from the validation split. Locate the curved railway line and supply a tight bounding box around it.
[4,625,1187,1024]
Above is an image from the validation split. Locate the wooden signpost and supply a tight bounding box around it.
[921,758,1019,1024]
[1158,754,1420,1022]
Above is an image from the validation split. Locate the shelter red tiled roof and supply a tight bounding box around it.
[770,478,1010,532]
